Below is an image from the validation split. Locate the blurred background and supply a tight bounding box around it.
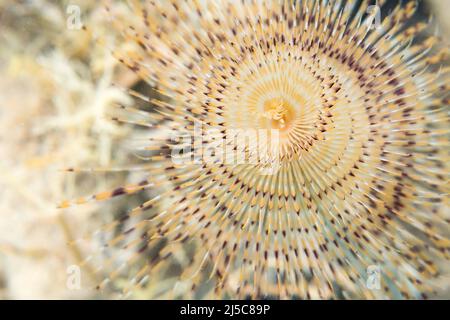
[0,0,448,299]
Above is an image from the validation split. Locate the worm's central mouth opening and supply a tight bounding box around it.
[261,98,295,130]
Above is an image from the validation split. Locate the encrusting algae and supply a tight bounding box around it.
[61,0,449,299]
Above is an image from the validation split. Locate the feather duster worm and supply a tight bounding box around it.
[62,0,449,299]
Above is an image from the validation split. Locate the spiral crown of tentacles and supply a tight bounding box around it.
[61,0,449,299]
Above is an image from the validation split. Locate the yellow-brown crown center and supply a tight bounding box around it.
[261,98,295,130]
